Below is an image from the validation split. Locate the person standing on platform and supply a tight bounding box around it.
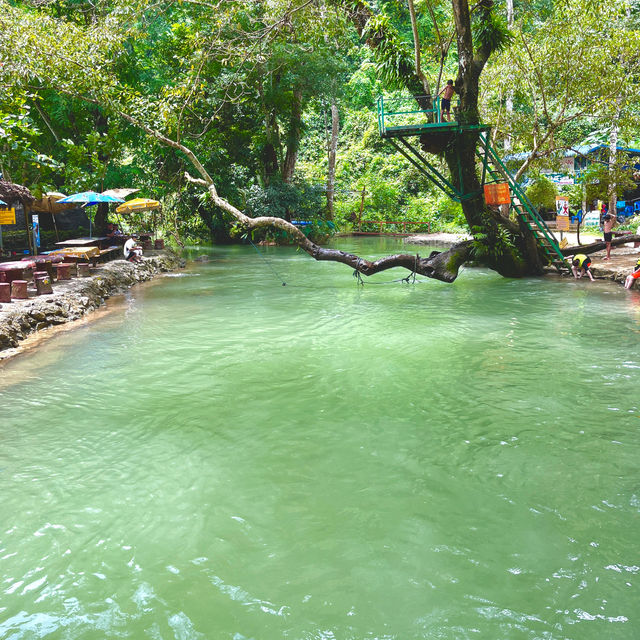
[438,80,456,122]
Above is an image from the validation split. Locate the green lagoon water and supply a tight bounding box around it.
[0,237,639,639]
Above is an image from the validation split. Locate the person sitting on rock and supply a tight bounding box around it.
[123,236,143,263]
[624,258,640,289]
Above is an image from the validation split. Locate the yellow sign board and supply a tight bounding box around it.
[556,215,570,231]
[0,208,16,225]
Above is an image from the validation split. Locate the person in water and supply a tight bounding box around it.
[438,80,456,122]
[571,254,594,281]
[624,259,640,289]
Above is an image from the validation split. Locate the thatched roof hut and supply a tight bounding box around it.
[32,192,76,214]
[0,180,35,206]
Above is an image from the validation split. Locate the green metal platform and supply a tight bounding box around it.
[377,95,460,138]
[377,95,567,270]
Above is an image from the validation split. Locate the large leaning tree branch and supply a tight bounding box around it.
[116,104,472,282]
[561,235,640,258]
[0,0,476,285]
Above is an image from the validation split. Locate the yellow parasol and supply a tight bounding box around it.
[116,198,161,214]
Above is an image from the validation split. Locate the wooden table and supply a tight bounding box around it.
[55,237,109,248]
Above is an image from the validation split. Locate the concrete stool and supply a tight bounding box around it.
[34,270,49,283]
[142,239,153,250]
[0,282,10,303]
[77,263,91,277]
[66,262,78,277]
[11,280,28,299]
[35,275,53,295]
[56,263,72,280]
[0,263,26,284]
[154,239,165,250]
[23,256,54,280]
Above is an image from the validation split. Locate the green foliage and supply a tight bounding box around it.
[526,176,558,211]
[470,213,521,267]
[243,181,325,221]
[2,0,638,264]
[472,4,513,54]
[617,215,640,231]
[363,14,418,91]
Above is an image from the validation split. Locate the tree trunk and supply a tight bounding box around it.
[326,100,339,220]
[608,107,620,215]
[282,88,303,184]
[94,202,109,233]
[561,233,640,257]
[504,0,514,152]
[258,76,282,185]
[407,0,431,96]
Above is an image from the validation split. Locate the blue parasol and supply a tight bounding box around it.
[0,198,6,205]
[57,191,125,237]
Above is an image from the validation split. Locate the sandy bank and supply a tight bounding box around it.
[403,232,472,246]
[0,251,184,359]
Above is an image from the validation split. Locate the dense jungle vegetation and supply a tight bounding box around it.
[1,0,640,278]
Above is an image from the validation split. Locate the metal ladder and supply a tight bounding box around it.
[476,132,567,271]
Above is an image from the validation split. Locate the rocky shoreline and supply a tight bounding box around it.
[0,251,184,360]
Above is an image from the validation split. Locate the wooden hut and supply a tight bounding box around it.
[0,180,36,255]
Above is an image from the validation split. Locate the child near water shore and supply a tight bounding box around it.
[571,254,595,281]
[625,259,640,289]
[602,214,616,261]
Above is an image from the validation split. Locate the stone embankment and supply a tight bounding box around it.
[0,252,184,358]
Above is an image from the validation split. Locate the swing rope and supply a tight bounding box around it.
[354,254,420,286]
[248,238,287,286]
[249,239,423,289]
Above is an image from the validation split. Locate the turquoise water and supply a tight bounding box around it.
[0,237,639,639]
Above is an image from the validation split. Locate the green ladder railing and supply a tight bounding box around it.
[476,132,567,270]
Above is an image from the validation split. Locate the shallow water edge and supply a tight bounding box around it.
[0,251,184,361]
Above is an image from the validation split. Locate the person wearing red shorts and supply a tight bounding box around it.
[624,259,640,289]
